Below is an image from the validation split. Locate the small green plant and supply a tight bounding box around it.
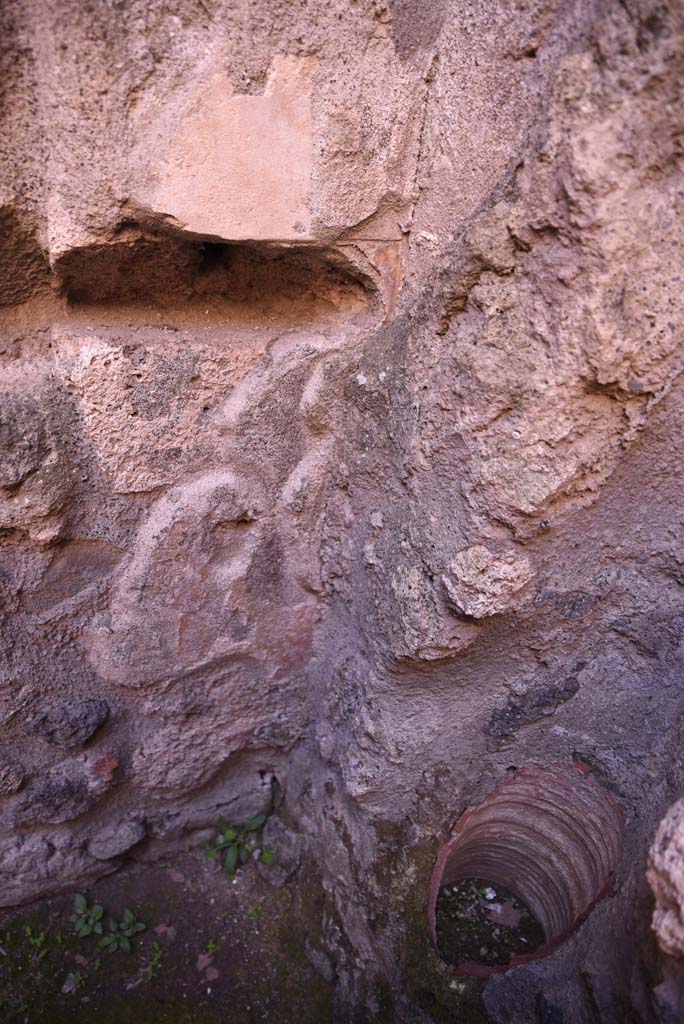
[24,924,48,959]
[207,814,272,878]
[73,894,104,938]
[205,938,218,955]
[98,909,146,954]
[145,941,164,982]
[247,903,263,920]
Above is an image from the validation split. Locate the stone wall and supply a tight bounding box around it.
[2,1,684,1020]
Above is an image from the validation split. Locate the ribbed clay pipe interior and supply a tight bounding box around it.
[427,764,624,976]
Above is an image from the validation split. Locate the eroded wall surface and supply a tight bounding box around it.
[2,0,684,1020]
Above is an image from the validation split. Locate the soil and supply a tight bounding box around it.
[0,846,333,1023]
[435,877,546,968]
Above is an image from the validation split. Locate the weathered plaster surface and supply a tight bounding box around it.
[1,0,684,1020]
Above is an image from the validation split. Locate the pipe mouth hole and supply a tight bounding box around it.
[427,764,624,977]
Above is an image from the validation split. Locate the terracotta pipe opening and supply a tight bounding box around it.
[427,764,624,976]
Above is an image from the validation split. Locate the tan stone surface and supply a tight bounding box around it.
[442,545,534,619]
[649,800,684,959]
[152,56,316,241]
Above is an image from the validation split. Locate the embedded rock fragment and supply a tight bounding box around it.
[442,545,534,618]
[5,752,117,827]
[0,756,25,795]
[0,393,49,489]
[0,831,118,909]
[391,564,480,660]
[29,699,110,750]
[88,820,146,861]
[485,677,580,739]
[0,375,76,542]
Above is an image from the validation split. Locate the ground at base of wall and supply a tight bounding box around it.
[0,850,333,1024]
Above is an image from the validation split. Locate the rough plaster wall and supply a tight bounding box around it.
[1,0,684,1021]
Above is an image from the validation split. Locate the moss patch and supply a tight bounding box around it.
[392,839,490,1024]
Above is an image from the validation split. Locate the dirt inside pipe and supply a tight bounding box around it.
[435,876,546,968]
